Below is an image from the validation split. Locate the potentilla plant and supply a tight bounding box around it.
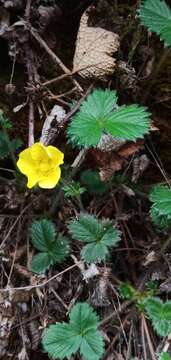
[14,88,153,360]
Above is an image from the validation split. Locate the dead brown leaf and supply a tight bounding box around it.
[73,8,119,80]
[88,141,143,181]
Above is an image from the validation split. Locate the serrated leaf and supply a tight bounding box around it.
[63,181,86,198]
[68,213,102,243]
[69,302,99,330]
[150,185,171,217]
[139,0,171,35]
[31,219,56,251]
[42,302,104,360]
[105,105,150,141]
[81,242,108,263]
[68,213,121,263]
[163,301,171,320]
[79,89,118,118]
[150,205,171,229]
[67,88,118,147]
[31,252,51,273]
[50,236,70,264]
[159,353,171,360]
[144,297,171,337]
[160,25,171,46]
[68,89,150,148]
[144,297,163,319]
[42,323,81,360]
[80,329,104,360]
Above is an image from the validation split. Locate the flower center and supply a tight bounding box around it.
[38,159,56,176]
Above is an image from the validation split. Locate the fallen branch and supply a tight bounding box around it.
[29,27,83,93]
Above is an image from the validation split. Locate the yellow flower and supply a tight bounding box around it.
[17,142,64,189]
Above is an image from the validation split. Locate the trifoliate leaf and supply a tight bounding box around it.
[138,0,171,35]
[144,297,171,337]
[149,185,171,217]
[67,89,150,148]
[31,219,70,273]
[42,302,104,360]
[68,213,121,263]
[105,104,150,141]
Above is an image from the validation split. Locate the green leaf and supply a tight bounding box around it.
[31,219,70,273]
[31,219,56,251]
[150,205,171,229]
[0,132,11,159]
[138,0,171,35]
[105,105,150,141]
[80,329,104,360]
[69,302,100,329]
[63,181,86,198]
[119,283,136,300]
[144,297,171,337]
[150,185,171,217]
[160,25,171,46]
[159,353,171,360]
[50,235,70,264]
[31,252,51,273]
[0,131,22,159]
[67,89,150,148]
[80,88,118,118]
[0,111,12,129]
[68,213,121,263]
[81,242,108,263]
[68,213,102,243]
[80,169,110,194]
[42,302,104,360]
[42,323,81,359]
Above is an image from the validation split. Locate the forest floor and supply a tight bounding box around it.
[0,0,171,359]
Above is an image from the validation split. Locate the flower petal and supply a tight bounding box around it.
[38,167,61,189]
[46,146,64,166]
[17,149,35,175]
[30,142,48,161]
[27,172,38,188]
